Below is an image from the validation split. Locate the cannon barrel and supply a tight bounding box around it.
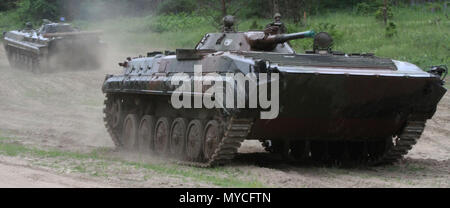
[248,30,315,51]
[43,30,103,38]
[273,30,316,44]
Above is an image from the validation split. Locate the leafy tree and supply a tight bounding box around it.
[0,0,18,12]
[157,0,197,14]
[16,0,60,22]
[0,0,444,23]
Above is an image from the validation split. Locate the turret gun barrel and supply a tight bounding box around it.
[247,30,315,51]
[274,30,316,44]
[43,30,103,38]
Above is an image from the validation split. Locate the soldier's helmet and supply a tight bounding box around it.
[223,15,235,28]
[223,15,235,32]
[274,13,282,19]
[42,19,52,24]
[25,22,33,30]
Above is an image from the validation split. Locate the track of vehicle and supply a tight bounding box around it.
[104,94,255,167]
[4,46,40,72]
[372,120,425,165]
[104,93,425,167]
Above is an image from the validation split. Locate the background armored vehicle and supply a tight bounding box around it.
[3,21,105,72]
[102,20,447,167]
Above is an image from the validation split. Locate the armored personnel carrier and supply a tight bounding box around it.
[102,17,447,167]
[3,20,105,72]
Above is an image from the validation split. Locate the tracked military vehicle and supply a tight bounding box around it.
[102,17,447,167]
[3,21,105,72]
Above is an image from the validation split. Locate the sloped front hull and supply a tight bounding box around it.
[249,73,446,141]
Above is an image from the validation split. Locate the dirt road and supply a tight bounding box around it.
[0,47,448,188]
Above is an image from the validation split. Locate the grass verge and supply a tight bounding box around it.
[0,137,265,188]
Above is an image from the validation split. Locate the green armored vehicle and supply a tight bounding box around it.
[102,17,447,167]
[3,20,105,72]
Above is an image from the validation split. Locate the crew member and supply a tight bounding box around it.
[23,22,33,32]
[222,15,236,33]
[265,13,287,34]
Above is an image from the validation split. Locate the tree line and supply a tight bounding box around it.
[0,0,447,22]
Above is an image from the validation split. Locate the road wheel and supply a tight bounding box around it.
[25,55,31,71]
[109,99,124,129]
[122,114,139,150]
[203,120,223,161]
[264,140,284,154]
[291,141,308,160]
[104,95,125,148]
[311,141,328,162]
[368,138,391,162]
[348,142,368,163]
[31,56,41,73]
[328,141,345,164]
[154,117,171,155]
[5,47,13,67]
[170,118,189,158]
[186,120,205,161]
[9,49,18,69]
[138,115,156,153]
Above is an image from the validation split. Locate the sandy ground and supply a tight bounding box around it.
[0,46,448,188]
[0,156,115,188]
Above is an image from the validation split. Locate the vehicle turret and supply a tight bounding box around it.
[195,30,315,53]
[195,16,314,53]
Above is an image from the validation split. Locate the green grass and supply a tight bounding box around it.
[0,11,22,32]
[0,138,265,187]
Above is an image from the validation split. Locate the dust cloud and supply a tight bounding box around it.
[0,44,116,151]
[0,1,162,153]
